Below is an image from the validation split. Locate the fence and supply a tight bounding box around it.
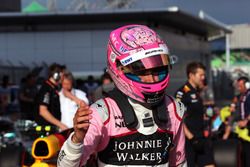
[0,65,29,85]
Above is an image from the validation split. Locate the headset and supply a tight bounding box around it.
[52,71,61,82]
[49,63,62,82]
[246,80,250,90]
[238,76,250,90]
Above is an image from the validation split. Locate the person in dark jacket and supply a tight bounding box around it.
[175,62,215,167]
[35,63,67,131]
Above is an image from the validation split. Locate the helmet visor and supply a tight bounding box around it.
[122,54,170,83]
[123,54,170,73]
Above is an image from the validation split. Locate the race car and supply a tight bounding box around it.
[0,118,34,167]
[0,118,71,167]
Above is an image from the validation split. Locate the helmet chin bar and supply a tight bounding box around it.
[131,91,168,126]
[143,91,165,107]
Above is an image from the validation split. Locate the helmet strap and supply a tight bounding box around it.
[152,98,168,126]
[106,88,138,129]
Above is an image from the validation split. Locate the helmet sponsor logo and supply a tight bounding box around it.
[120,46,128,53]
[120,46,168,66]
[111,33,119,47]
[145,49,164,55]
[110,52,116,62]
[121,57,132,65]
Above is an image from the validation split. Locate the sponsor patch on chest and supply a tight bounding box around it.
[190,93,198,103]
[98,131,173,165]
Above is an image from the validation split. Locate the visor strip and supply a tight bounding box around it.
[120,45,169,66]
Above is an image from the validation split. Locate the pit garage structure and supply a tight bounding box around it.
[0,8,230,94]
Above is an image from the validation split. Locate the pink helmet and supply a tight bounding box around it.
[107,25,172,105]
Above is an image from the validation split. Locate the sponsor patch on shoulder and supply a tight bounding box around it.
[175,100,186,118]
[92,99,106,111]
[176,91,183,100]
[43,92,50,104]
[183,85,190,93]
[91,99,109,123]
